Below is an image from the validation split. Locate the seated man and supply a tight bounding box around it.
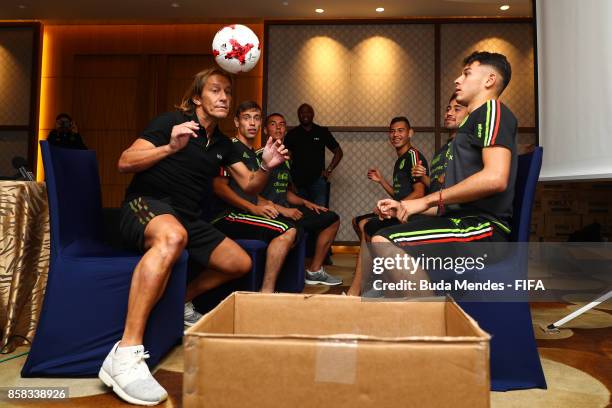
[212,101,298,293]
[258,113,342,286]
[373,51,517,295]
[347,116,428,296]
[100,69,287,405]
[411,93,468,193]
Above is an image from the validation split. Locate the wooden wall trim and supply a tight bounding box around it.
[265,17,533,25]
[0,125,30,131]
[285,126,536,134]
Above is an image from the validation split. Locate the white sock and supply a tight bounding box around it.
[115,344,142,356]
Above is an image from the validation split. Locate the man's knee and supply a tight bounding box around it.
[154,226,187,259]
[231,252,252,276]
[372,235,389,244]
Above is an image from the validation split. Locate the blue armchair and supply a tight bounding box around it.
[22,141,187,377]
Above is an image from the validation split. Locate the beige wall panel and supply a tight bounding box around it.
[267,24,435,127]
[440,23,534,127]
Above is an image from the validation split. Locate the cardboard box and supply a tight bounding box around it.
[184,292,490,408]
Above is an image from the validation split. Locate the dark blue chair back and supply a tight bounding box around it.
[511,147,543,242]
[41,141,104,253]
[23,141,187,377]
[458,147,547,391]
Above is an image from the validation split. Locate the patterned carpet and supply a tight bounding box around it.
[0,253,610,407]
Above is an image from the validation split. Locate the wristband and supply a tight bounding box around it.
[259,161,269,172]
[437,189,445,216]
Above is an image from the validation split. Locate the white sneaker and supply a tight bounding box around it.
[305,268,343,286]
[98,341,168,406]
[184,301,203,327]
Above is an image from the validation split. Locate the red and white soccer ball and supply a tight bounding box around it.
[212,24,261,74]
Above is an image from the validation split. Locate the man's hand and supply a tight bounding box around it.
[169,121,199,153]
[411,162,427,179]
[261,137,289,170]
[279,207,303,221]
[367,168,384,184]
[304,200,328,214]
[71,121,79,134]
[322,168,332,179]
[378,198,429,223]
[377,199,400,219]
[251,204,279,219]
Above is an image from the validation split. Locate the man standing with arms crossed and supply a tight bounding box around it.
[99,68,287,405]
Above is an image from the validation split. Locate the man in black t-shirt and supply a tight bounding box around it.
[371,51,517,297]
[347,116,428,296]
[257,113,343,286]
[212,101,298,293]
[284,103,343,206]
[411,94,467,193]
[99,69,288,405]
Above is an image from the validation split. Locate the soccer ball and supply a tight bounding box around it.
[212,24,261,74]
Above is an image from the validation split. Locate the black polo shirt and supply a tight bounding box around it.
[444,99,518,226]
[284,123,340,187]
[257,147,292,207]
[429,139,453,193]
[220,138,260,207]
[125,111,241,219]
[393,147,428,200]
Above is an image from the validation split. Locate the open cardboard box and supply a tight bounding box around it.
[184,292,490,408]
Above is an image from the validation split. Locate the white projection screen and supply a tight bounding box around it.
[536,0,612,181]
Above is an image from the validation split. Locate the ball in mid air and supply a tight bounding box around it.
[212,24,261,74]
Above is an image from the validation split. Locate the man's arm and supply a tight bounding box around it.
[118,120,199,173]
[212,176,257,213]
[118,139,175,173]
[226,137,289,195]
[379,147,511,221]
[213,176,279,219]
[226,161,270,196]
[367,168,394,198]
[286,190,306,206]
[323,146,343,178]
[398,182,426,201]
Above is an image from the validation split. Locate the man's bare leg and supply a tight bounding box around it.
[121,214,187,347]
[185,237,252,301]
[308,220,340,272]
[370,235,433,298]
[261,228,297,293]
[347,218,371,296]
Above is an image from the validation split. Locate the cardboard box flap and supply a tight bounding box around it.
[445,301,491,340]
[189,293,488,342]
[234,292,447,338]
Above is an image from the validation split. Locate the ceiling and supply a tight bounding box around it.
[1,0,531,23]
